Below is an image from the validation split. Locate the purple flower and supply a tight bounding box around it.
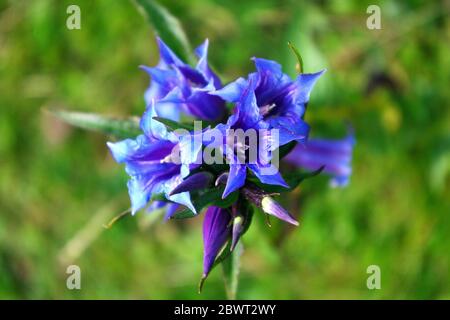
[241,185,298,226]
[209,79,290,198]
[142,37,225,121]
[261,196,298,226]
[213,58,325,145]
[202,206,231,278]
[107,102,197,215]
[284,133,355,187]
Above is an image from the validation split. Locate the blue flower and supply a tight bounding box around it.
[142,37,225,121]
[284,132,356,187]
[107,102,197,215]
[212,57,325,145]
[208,78,290,198]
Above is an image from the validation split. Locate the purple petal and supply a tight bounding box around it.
[261,197,299,226]
[195,39,222,88]
[202,206,232,277]
[164,203,179,220]
[146,200,166,213]
[284,133,355,187]
[185,88,226,121]
[169,172,214,196]
[252,57,292,106]
[156,37,185,67]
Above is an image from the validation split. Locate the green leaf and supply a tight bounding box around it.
[277,140,297,159]
[251,166,325,193]
[288,41,304,74]
[132,0,194,64]
[221,242,243,300]
[48,110,141,139]
[285,165,325,189]
[171,187,238,219]
[152,116,194,132]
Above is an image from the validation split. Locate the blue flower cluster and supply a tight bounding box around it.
[107,38,355,280]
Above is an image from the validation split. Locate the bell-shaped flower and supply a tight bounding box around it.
[107,101,197,215]
[142,37,225,121]
[212,57,325,145]
[284,133,355,187]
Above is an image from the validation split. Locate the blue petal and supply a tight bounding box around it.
[153,101,181,122]
[235,77,261,129]
[179,132,204,177]
[252,57,282,77]
[268,116,310,145]
[210,77,248,103]
[284,132,355,188]
[167,191,196,214]
[294,69,326,104]
[140,100,177,142]
[107,134,172,164]
[247,163,289,188]
[128,176,152,215]
[140,65,177,86]
[164,203,179,220]
[223,164,246,198]
[156,37,185,67]
[195,39,222,88]
[169,172,213,196]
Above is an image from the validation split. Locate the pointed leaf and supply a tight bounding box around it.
[251,166,325,193]
[152,116,194,132]
[277,140,297,159]
[49,110,141,139]
[132,0,194,64]
[171,187,238,219]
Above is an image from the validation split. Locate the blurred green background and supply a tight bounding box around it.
[0,0,449,299]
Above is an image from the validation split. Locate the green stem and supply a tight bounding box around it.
[221,242,243,300]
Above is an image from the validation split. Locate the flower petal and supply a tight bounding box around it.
[156,36,185,67]
[261,197,299,226]
[202,206,232,277]
[223,164,246,198]
[169,172,213,196]
[248,163,289,188]
[284,132,355,187]
[211,77,248,103]
[294,69,326,104]
[195,39,222,88]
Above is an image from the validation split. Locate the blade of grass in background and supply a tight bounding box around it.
[132,0,195,64]
[47,110,141,139]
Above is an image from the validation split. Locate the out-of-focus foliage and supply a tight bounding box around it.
[0,0,449,299]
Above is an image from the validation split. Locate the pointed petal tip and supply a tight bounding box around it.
[261,196,299,226]
[198,274,207,294]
